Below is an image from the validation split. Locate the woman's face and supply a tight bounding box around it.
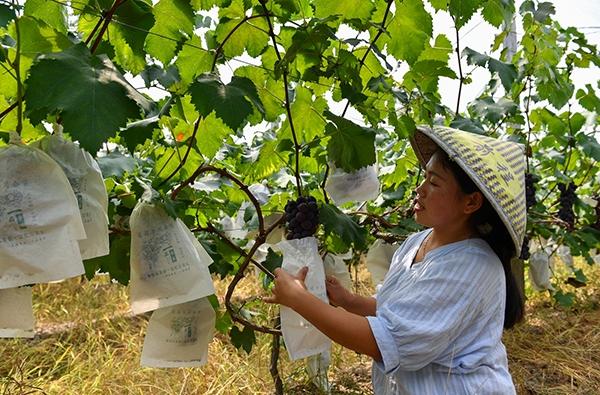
[413,151,474,229]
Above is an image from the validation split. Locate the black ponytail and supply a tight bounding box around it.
[439,150,524,329]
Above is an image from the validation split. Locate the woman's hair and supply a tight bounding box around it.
[437,150,524,329]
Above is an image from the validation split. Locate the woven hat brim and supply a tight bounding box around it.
[409,126,523,253]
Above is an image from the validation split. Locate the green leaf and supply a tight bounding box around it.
[576,85,600,113]
[24,0,68,34]
[533,1,555,23]
[196,111,233,159]
[25,43,149,154]
[418,34,453,63]
[189,74,264,131]
[325,111,376,172]
[470,97,518,124]
[552,290,575,308]
[450,116,486,134]
[481,0,514,28]
[215,1,269,58]
[487,58,517,92]
[85,235,131,285]
[229,325,256,354]
[313,0,375,23]
[175,35,213,88]
[382,0,432,64]
[145,0,194,65]
[108,0,155,74]
[579,135,600,161]
[97,151,137,178]
[0,4,16,28]
[319,204,367,250]
[244,139,284,181]
[288,85,327,142]
[448,0,484,29]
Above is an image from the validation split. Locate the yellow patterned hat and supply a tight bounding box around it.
[410,126,526,252]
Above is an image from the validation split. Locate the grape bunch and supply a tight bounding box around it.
[525,173,537,209]
[557,182,577,229]
[284,196,319,240]
[519,235,531,260]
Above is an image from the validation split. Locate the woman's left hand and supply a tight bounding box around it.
[263,267,309,309]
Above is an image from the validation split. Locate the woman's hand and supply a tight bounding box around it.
[326,275,353,309]
[263,267,309,309]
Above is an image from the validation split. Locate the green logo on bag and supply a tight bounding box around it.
[8,209,26,229]
[163,245,177,263]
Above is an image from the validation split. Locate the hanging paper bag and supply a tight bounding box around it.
[140,297,215,367]
[32,134,109,260]
[323,253,352,290]
[306,350,331,393]
[324,164,380,205]
[129,200,215,314]
[365,239,398,286]
[0,287,35,338]
[0,141,85,289]
[273,237,331,360]
[528,251,553,291]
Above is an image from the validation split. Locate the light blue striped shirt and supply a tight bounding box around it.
[366,229,516,395]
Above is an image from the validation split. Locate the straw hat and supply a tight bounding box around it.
[410,125,526,252]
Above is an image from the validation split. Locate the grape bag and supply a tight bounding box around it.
[140,297,215,367]
[0,287,35,338]
[273,237,331,360]
[323,253,352,290]
[528,251,553,291]
[32,135,109,260]
[129,201,215,314]
[324,164,380,205]
[0,139,86,289]
[306,350,331,393]
[365,239,399,286]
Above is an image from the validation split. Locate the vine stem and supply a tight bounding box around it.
[451,14,464,116]
[90,0,127,54]
[84,10,106,46]
[270,316,284,395]
[13,0,22,135]
[157,116,202,187]
[340,0,394,118]
[210,14,268,72]
[524,76,533,173]
[259,0,302,196]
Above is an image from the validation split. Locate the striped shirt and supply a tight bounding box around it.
[366,229,516,395]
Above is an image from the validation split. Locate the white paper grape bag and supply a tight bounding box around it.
[306,350,331,393]
[365,239,399,286]
[273,237,331,360]
[0,138,86,289]
[0,287,35,338]
[129,198,215,314]
[32,134,109,260]
[324,164,379,205]
[528,251,553,291]
[323,253,352,290]
[140,297,215,367]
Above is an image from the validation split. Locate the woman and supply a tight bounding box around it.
[265,126,526,394]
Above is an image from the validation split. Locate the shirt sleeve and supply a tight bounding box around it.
[367,248,503,373]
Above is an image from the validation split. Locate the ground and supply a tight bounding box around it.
[1,260,599,394]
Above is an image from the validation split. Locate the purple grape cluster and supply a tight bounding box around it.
[284,196,319,240]
[525,173,537,209]
[519,235,530,260]
[557,182,577,229]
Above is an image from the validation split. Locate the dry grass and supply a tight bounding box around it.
[1,261,599,394]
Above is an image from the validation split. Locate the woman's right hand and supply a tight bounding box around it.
[326,275,353,308]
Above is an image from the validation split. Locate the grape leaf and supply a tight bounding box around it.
[263,248,283,274]
[462,47,517,91]
[381,0,432,65]
[0,4,15,28]
[84,235,131,285]
[448,0,484,29]
[97,151,138,178]
[175,35,213,88]
[319,204,367,250]
[471,97,518,124]
[229,325,256,354]
[215,0,270,58]
[481,0,514,28]
[23,0,68,34]
[189,74,264,131]
[196,111,233,159]
[107,0,155,74]
[313,0,375,23]
[145,0,194,65]
[325,111,376,172]
[25,43,150,154]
